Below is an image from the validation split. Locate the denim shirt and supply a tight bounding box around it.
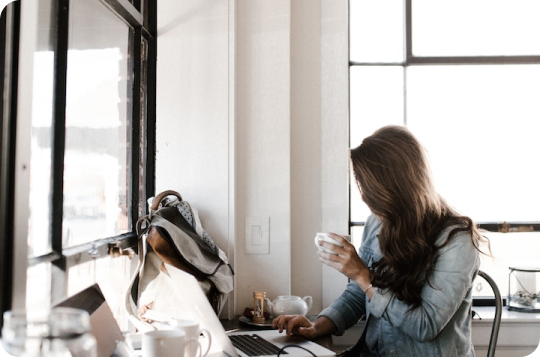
[319,215,479,357]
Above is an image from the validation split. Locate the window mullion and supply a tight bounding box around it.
[49,0,71,302]
[50,0,69,256]
[409,55,540,65]
[405,0,412,62]
[142,0,157,210]
[130,27,142,227]
[100,0,144,28]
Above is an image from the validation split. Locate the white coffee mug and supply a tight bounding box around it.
[314,232,346,255]
[170,319,212,357]
[143,330,193,357]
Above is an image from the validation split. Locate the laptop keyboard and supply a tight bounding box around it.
[229,334,288,356]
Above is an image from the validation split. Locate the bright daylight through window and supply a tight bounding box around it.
[349,0,540,298]
[16,0,155,328]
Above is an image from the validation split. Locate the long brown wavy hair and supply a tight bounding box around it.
[350,125,489,308]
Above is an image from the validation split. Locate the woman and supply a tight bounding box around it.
[273,125,489,356]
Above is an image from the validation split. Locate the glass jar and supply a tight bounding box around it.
[1,307,97,357]
[507,266,540,313]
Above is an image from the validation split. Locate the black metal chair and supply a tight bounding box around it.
[477,270,503,357]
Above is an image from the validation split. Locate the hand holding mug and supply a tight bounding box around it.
[314,232,349,255]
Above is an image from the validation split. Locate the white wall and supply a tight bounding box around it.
[235,0,293,313]
[156,0,349,316]
[155,0,234,314]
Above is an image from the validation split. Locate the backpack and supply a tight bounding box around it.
[125,190,234,331]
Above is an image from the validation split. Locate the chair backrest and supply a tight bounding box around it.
[477,270,503,357]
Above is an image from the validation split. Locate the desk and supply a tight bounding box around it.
[220,316,336,352]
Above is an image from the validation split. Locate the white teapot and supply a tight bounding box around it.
[264,295,313,317]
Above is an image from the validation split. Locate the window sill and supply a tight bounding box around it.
[471,306,540,352]
[472,305,540,323]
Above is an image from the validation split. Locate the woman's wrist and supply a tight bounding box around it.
[353,273,372,293]
[312,316,337,337]
[363,283,373,294]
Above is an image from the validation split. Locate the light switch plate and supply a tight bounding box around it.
[245,216,269,254]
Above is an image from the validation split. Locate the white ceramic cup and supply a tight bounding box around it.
[314,233,346,254]
[170,319,212,357]
[142,330,192,357]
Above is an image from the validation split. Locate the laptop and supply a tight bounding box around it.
[55,284,131,357]
[143,263,336,357]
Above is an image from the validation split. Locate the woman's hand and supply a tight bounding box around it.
[272,315,336,339]
[272,315,314,338]
[317,233,373,295]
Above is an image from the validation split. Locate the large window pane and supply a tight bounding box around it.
[350,66,404,222]
[406,65,540,222]
[413,0,540,57]
[349,0,404,63]
[349,66,404,147]
[63,0,131,247]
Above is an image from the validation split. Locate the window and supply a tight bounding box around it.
[349,0,540,297]
[0,0,156,330]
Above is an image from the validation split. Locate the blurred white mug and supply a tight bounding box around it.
[169,319,212,357]
[143,330,196,357]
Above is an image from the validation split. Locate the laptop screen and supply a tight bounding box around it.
[56,284,125,357]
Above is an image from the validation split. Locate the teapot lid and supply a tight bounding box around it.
[276,295,301,300]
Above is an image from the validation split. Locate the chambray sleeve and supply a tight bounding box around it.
[317,216,381,335]
[367,231,480,342]
[318,281,366,335]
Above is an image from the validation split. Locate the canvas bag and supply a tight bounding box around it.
[125,190,234,331]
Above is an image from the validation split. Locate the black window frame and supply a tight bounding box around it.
[0,0,20,332]
[0,0,156,329]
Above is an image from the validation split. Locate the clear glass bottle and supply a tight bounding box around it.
[1,307,97,357]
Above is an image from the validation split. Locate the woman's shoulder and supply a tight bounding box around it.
[434,223,481,273]
[436,222,477,252]
[363,214,382,239]
[361,215,382,246]
[366,214,382,227]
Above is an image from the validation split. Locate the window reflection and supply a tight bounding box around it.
[28,0,132,254]
[63,0,131,247]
